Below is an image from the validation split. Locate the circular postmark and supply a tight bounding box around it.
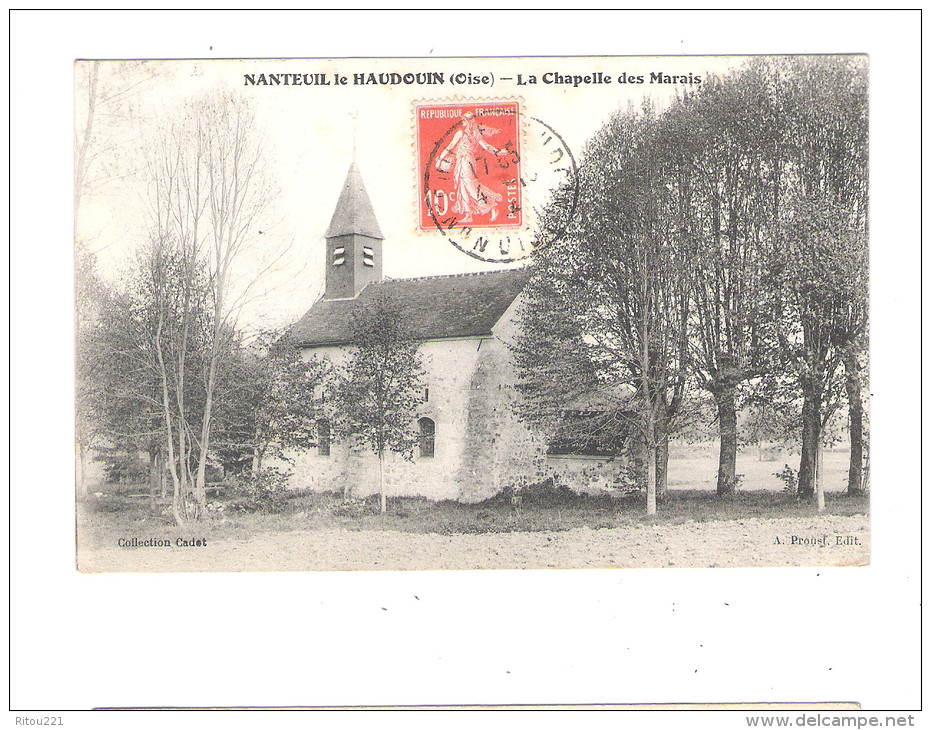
[421,107,579,263]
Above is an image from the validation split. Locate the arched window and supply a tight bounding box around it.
[418,417,435,458]
[316,418,330,457]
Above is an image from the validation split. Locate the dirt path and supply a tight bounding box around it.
[79,513,868,572]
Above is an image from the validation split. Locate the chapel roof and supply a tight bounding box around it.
[325,160,384,240]
[289,267,532,347]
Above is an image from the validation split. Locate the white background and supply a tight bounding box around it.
[6,8,923,725]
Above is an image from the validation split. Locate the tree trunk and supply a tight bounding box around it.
[194,362,216,517]
[148,444,159,511]
[655,434,669,502]
[195,217,231,520]
[862,444,870,492]
[844,348,864,496]
[798,423,812,498]
[640,276,656,517]
[643,412,657,515]
[797,383,821,500]
[170,454,184,526]
[76,440,89,499]
[714,382,739,496]
[379,452,387,514]
[154,272,185,527]
[646,440,657,516]
[815,441,825,512]
[179,427,190,517]
[251,427,265,476]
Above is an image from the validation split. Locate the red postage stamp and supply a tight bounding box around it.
[417,101,522,231]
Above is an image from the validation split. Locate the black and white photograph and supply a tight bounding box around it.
[73,55,870,572]
[8,8,921,719]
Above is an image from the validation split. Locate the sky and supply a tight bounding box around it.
[76,56,746,332]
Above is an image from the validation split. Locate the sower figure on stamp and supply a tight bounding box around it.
[436,112,508,223]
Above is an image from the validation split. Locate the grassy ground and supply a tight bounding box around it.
[78,480,868,551]
[78,445,869,549]
[78,446,869,570]
[78,487,870,571]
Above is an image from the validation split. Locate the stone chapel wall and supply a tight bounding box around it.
[280,296,635,502]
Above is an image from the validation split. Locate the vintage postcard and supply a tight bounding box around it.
[74,56,869,572]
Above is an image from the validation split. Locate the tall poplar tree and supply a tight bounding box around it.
[665,62,782,496]
[514,105,691,515]
[770,56,869,503]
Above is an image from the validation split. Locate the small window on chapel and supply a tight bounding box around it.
[418,417,435,459]
[423,387,430,403]
[362,246,375,267]
[333,246,345,266]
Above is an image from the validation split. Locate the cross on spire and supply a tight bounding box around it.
[349,110,359,161]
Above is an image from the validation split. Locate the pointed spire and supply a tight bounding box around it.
[325,159,384,240]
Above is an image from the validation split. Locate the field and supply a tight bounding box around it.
[667,443,852,493]
[77,445,869,572]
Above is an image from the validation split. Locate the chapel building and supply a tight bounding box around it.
[287,159,629,502]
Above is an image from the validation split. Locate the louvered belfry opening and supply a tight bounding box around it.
[323,159,384,300]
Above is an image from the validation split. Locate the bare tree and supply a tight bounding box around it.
[75,61,170,498]
[147,93,279,521]
[74,61,99,234]
[75,61,166,245]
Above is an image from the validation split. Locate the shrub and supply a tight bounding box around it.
[227,468,291,514]
[95,447,148,485]
[774,464,798,495]
[485,477,582,508]
[611,463,645,496]
[331,496,380,518]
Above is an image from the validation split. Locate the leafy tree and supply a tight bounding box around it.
[768,192,866,509]
[75,245,109,496]
[516,56,867,512]
[663,62,782,495]
[514,104,691,515]
[769,56,868,504]
[337,292,425,513]
[738,389,800,460]
[84,245,330,515]
[213,332,333,476]
[86,284,164,498]
[80,241,215,514]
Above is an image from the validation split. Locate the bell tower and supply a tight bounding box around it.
[323,158,384,300]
